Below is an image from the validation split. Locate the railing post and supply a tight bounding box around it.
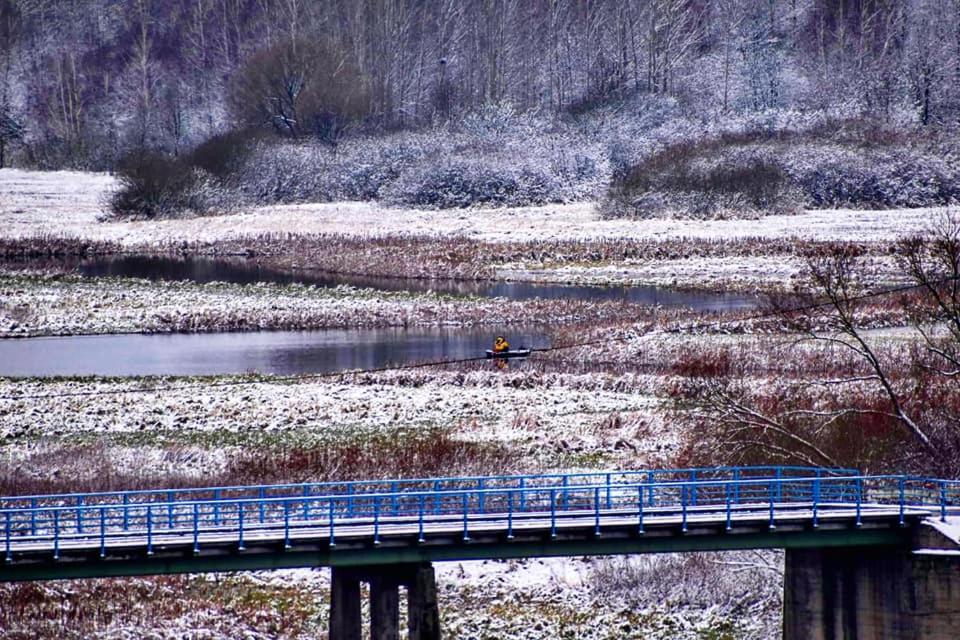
[53,510,60,560]
[238,503,246,551]
[434,480,442,516]
[167,491,175,529]
[213,490,220,526]
[857,478,863,527]
[346,483,354,518]
[76,496,84,534]
[550,489,557,538]
[733,469,741,504]
[373,498,381,545]
[4,511,10,562]
[941,481,948,523]
[638,484,645,534]
[681,484,688,533]
[813,477,820,528]
[418,494,425,543]
[462,492,470,542]
[898,477,906,526]
[561,476,569,510]
[303,485,310,521]
[258,488,266,524]
[690,470,698,506]
[391,482,399,516]
[594,487,601,536]
[283,501,291,549]
[329,499,336,548]
[775,467,783,503]
[519,477,527,512]
[122,494,130,531]
[146,506,153,555]
[507,491,514,540]
[768,481,776,530]
[193,503,200,554]
[99,507,106,558]
[478,479,485,514]
[725,482,732,531]
[647,472,655,507]
[605,473,612,510]
[30,498,36,537]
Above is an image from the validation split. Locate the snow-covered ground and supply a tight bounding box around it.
[0,274,645,337]
[0,373,669,467]
[0,168,943,244]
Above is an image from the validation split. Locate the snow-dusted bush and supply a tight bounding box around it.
[605,123,960,218]
[228,105,610,209]
[382,158,553,208]
[110,154,233,219]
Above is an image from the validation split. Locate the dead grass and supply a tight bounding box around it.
[0,574,321,639]
[0,429,521,497]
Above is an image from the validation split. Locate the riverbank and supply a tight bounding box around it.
[0,168,926,293]
[0,274,658,338]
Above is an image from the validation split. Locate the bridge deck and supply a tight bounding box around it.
[1,467,957,581]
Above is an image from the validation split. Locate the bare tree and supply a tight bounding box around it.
[0,0,22,167]
[228,38,372,144]
[684,215,960,476]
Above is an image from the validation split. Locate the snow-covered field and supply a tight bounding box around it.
[0,168,942,245]
[0,274,646,337]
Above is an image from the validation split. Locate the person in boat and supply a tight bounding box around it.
[492,336,510,354]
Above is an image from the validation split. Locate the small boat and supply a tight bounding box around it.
[485,348,532,359]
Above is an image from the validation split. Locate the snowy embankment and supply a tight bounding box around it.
[1,167,932,295]
[0,274,651,337]
[0,168,940,244]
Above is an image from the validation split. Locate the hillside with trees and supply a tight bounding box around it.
[1,0,958,217]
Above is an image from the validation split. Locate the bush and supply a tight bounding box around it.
[383,159,555,209]
[110,154,197,219]
[110,153,233,219]
[605,125,960,219]
[188,129,263,180]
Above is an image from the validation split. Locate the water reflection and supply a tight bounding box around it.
[75,256,757,312]
[0,328,548,378]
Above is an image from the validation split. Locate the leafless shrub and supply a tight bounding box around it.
[676,213,960,477]
[588,551,782,613]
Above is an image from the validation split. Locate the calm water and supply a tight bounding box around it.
[76,255,758,312]
[0,328,549,378]
[1,255,753,377]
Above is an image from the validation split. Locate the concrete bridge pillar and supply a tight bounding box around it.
[329,563,441,640]
[783,545,960,640]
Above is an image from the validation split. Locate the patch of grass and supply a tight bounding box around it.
[0,427,521,495]
[0,574,322,638]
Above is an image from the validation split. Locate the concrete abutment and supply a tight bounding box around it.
[783,543,960,640]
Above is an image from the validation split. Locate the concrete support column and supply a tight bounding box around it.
[783,546,960,640]
[330,568,362,640]
[328,563,441,640]
[408,563,441,640]
[370,578,401,640]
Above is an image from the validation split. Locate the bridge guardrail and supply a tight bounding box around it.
[0,465,857,518]
[2,470,956,562]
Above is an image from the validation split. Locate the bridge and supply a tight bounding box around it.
[3,466,960,639]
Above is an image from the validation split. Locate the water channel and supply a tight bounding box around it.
[1,256,757,378]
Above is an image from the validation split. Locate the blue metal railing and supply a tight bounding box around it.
[0,465,856,511]
[0,466,859,540]
[1,467,955,564]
